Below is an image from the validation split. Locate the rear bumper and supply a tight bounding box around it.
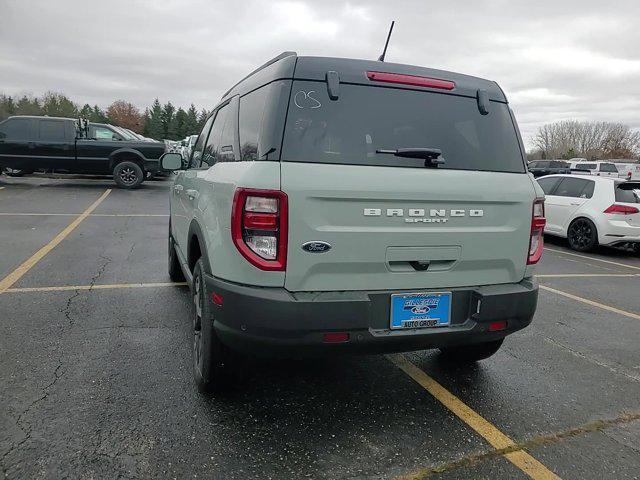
[203,275,538,356]
[600,220,640,245]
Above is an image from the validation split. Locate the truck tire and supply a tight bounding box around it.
[192,258,242,394]
[438,339,504,363]
[113,161,144,189]
[168,227,185,282]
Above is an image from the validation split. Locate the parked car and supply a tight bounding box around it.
[537,174,640,252]
[568,160,619,177]
[0,116,166,188]
[180,135,198,160]
[527,160,570,177]
[613,162,640,180]
[159,52,544,392]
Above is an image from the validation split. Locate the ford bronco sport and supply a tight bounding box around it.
[160,52,545,392]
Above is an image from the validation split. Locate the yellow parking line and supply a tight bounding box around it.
[0,189,111,293]
[544,247,640,271]
[536,273,639,278]
[388,354,560,480]
[4,282,187,293]
[540,285,640,320]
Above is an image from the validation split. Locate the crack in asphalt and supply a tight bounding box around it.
[396,411,640,480]
[1,251,113,477]
[544,337,640,383]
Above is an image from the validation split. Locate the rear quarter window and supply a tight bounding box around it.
[0,118,32,140]
[281,81,525,173]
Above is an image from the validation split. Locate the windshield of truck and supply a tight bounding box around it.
[281,81,525,173]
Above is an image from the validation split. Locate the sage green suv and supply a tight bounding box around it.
[160,52,545,392]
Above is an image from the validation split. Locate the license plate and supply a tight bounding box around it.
[390,292,451,330]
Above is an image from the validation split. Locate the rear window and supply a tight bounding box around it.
[600,163,617,172]
[575,163,596,170]
[615,183,640,203]
[281,82,525,173]
[529,161,550,168]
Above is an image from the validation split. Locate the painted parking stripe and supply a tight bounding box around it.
[0,212,168,217]
[388,354,560,480]
[0,189,111,293]
[0,186,5,190]
[536,273,639,278]
[3,282,187,293]
[544,247,640,271]
[540,285,640,321]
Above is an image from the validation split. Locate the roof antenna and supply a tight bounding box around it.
[377,21,395,62]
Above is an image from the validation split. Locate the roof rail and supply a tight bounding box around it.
[221,51,297,99]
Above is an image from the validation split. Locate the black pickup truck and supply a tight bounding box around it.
[0,115,165,188]
[527,160,571,178]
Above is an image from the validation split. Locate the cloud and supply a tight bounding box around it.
[1,0,639,148]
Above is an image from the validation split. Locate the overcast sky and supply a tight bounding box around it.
[1,0,639,147]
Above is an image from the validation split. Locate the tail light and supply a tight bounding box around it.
[604,204,639,215]
[527,199,546,265]
[231,188,288,271]
[366,71,455,90]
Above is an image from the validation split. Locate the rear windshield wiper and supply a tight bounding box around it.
[376,148,445,167]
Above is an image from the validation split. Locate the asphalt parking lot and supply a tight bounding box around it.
[1,175,640,480]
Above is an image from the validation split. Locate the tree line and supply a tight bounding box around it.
[0,92,211,141]
[529,120,640,161]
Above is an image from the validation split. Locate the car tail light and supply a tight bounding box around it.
[323,332,350,343]
[488,321,507,332]
[366,71,455,90]
[231,188,288,271]
[604,204,639,215]
[527,199,546,265]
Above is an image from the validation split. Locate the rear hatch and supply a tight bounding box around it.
[279,71,536,292]
[613,181,640,227]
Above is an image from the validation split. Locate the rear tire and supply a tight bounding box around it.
[192,259,242,394]
[168,227,185,282]
[567,218,598,252]
[113,161,144,189]
[439,339,504,363]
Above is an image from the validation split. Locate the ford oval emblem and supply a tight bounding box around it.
[302,241,332,253]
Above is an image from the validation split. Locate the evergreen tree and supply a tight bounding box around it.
[197,109,209,130]
[42,92,78,118]
[184,104,199,136]
[161,101,176,139]
[171,107,188,139]
[15,95,43,116]
[0,94,17,121]
[91,105,108,123]
[145,99,164,140]
[79,103,93,119]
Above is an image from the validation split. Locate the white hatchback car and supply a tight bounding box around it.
[537,174,640,252]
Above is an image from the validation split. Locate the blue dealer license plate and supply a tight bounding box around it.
[390,292,452,330]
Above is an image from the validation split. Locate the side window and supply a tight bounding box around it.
[581,180,595,199]
[600,163,617,172]
[0,118,31,140]
[201,104,229,168]
[93,126,118,140]
[189,116,214,169]
[239,86,269,161]
[537,177,561,195]
[553,177,589,198]
[39,120,67,141]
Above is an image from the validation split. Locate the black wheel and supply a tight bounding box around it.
[439,339,504,363]
[168,227,185,282]
[192,258,242,393]
[113,161,144,189]
[633,243,640,256]
[567,218,598,252]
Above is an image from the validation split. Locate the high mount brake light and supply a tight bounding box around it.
[366,71,455,90]
[604,204,639,215]
[527,199,546,265]
[231,188,288,271]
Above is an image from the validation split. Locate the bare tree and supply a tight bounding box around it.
[533,120,640,160]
